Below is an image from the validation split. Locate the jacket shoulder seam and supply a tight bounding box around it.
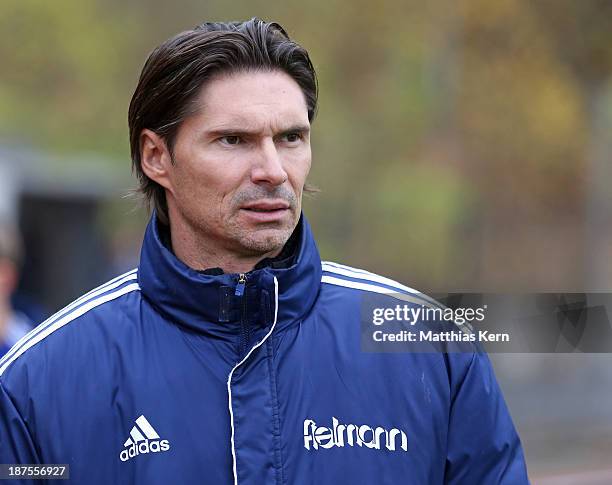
[321,260,441,308]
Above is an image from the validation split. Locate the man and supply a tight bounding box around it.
[0,223,33,359]
[0,19,529,484]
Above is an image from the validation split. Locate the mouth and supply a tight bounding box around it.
[240,200,291,221]
[241,201,291,212]
[242,208,287,213]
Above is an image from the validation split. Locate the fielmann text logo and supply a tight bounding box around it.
[303,417,408,452]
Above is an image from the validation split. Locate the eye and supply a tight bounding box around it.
[219,135,241,146]
[282,132,303,143]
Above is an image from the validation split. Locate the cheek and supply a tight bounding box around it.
[175,164,244,218]
[288,150,312,188]
[170,165,211,211]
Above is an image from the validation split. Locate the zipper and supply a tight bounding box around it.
[235,273,249,356]
[235,273,247,296]
[227,276,279,485]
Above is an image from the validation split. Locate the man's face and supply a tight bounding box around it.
[163,70,311,260]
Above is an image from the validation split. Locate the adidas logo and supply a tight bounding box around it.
[119,415,170,462]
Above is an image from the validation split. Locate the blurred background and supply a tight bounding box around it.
[1,0,611,482]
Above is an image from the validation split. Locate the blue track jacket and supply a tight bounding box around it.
[0,214,529,484]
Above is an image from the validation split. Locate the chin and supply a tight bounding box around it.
[240,227,292,254]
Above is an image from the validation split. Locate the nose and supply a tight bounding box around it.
[250,138,288,187]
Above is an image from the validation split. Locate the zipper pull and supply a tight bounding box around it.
[235,273,247,296]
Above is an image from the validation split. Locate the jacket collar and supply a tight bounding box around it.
[138,212,322,339]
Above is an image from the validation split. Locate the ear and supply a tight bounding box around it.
[140,129,175,194]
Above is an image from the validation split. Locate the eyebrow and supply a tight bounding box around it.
[205,124,311,138]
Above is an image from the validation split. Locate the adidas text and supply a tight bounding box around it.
[120,439,170,462]
[119,415,171,462]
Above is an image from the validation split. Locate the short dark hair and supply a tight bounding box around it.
[128,18,318,225]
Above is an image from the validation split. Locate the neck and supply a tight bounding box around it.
[167,219,282,274]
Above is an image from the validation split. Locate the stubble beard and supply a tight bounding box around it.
[170,183,301,264]
[224,185,301,256]
[224,211,298,256]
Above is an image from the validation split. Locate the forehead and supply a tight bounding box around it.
[191,70,309,131]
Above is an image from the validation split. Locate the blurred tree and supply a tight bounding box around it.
[0,0,143,157]
[454,0,608,289]
[529,0,612,288]
[1,0,611,290]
